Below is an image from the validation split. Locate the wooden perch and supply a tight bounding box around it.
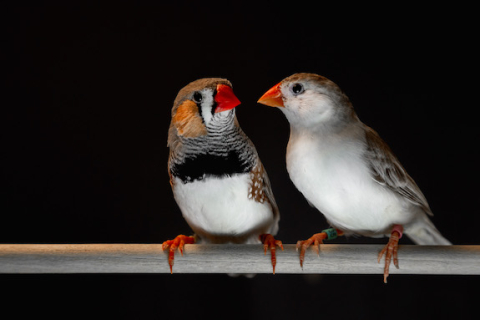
[0,244,479,275]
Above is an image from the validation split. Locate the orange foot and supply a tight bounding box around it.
[259,234,284,274]
[296,228,344,268]
[162,235,195,274]
[378,224,403,283]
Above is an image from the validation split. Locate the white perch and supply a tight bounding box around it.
[0,244,479,275]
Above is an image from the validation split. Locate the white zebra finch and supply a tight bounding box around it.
[258,73,451,282]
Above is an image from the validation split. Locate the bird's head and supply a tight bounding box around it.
[258,73,354,130]
[171,78,241,138]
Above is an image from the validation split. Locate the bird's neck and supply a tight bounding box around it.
[289,112,359,139]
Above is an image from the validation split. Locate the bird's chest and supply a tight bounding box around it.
[286,136,401,232]
[172,174,273,238]
[170,150,252,184]
[287,137,365,203]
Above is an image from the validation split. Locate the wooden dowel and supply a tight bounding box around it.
[1,244,479,275]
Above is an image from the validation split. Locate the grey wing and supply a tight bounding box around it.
[364,126,432,215]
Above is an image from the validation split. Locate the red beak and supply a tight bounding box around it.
[257,82,284,107]
[214,84,241,113]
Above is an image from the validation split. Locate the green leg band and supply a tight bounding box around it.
[322,228,338,240]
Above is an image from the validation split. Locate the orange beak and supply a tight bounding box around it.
[257,82,284,107]
[214,84,241,113]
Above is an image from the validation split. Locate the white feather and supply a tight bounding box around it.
[286,125,415,237]
[172,174,276,243]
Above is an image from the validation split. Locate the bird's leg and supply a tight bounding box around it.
[259,234,284,274]
[378,224,403,283]
[296,228,343,268]
[162,234,195,274]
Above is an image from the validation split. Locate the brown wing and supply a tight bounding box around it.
[364,126,432,215]
[249,159,280,231]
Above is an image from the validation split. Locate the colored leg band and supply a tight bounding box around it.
[322,228,338,240]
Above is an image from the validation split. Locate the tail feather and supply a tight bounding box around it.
[405,215,452,245]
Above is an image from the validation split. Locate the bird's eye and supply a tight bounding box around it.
[193,92,203,103]
[291,83,304,95]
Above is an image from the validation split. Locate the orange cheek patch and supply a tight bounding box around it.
[173,100,207,138]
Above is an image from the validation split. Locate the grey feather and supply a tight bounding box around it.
[364,125,432,215]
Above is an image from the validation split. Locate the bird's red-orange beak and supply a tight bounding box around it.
[257,82,284,107]
[214,84,241,113]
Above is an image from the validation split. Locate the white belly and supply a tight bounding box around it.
[286,135,413,236]
[172,174,275,242]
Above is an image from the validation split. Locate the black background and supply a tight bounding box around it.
[2,3,479,320]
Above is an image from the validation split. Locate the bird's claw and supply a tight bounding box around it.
[378,229,401,283]
[259,234,284,274]
[296,232,328,268]
[162,235,195,274]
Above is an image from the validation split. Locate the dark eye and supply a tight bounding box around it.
[291,83,304,95]
[193,91,203,103]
